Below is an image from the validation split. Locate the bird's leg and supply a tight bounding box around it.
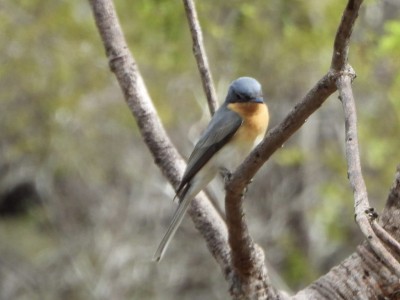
[220,167,253,195]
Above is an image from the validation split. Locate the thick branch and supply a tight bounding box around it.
[183,0,218,115]
[380,166,400,258]
[296,243,400,299]
[337,69,400,278]
[89,0,178,183]
[88,0,231,272]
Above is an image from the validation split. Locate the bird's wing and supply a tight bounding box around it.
[176,105,242,198]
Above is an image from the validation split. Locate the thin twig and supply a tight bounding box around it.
[371,221,400,255]
[331,0,363,71]
[337,70,400,278]
[183,0,218,115]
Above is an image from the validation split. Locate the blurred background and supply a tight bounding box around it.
[1,0,400,299]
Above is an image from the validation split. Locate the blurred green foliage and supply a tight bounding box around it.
[0,0,399,298]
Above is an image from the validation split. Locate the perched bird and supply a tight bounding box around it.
[154,77,269,262]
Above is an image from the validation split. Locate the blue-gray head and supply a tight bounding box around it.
[225,77,264,104]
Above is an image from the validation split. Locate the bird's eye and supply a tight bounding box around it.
[234,91,243,100]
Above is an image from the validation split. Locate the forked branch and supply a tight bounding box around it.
[224,0,365,294]
[337,70,400,277]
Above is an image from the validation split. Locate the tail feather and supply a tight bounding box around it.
[154,167,215,262]
[173,181,190,203]
[153,186,192,262]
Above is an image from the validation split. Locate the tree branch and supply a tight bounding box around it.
[224,0,366,296]
[225,72,336,298]
[88,0,231,272]
[372,220,400,256]
[183,0,218,115]
[331,0,363,71]
[337,68,400,278]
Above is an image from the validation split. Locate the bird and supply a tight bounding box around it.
[153,77,269,262]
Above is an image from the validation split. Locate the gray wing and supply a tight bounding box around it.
[176,104,242,198]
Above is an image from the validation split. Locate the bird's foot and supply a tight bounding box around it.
[220,167,232,183]
[242,180,253,196]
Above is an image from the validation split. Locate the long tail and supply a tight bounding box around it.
[153,184,192,262]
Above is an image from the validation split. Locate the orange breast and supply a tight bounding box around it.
[227,102,269,143]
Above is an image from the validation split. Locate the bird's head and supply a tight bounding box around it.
[225,77,264,104]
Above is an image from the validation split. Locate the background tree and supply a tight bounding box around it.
[0,0,399,299]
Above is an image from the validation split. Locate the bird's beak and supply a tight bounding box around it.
[252,97,264,103]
